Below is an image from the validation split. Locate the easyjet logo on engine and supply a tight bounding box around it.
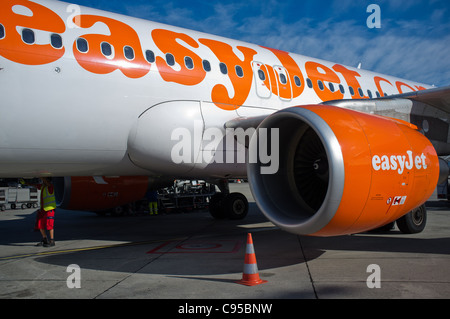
[372,150,428,174]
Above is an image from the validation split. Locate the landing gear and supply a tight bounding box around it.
[209,180,249,220]
[369,204,428,234]
[396,204,427,234]
[209,192,249,220]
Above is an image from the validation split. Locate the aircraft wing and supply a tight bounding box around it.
[226,86,450,132]
[390,85,450,114]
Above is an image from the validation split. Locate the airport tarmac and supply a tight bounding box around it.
[0,183,449,300]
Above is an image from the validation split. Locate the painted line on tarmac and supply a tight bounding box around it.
[0,237,188,261]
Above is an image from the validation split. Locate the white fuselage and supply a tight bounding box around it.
[0,0,432,178]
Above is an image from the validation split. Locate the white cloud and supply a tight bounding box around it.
[122,0,449,86]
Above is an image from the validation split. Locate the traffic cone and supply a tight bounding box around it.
[236,233,267,286]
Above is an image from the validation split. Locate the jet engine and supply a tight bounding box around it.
[54,176,150,211]
[247,105,440,236]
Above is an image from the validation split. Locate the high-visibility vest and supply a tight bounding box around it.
[42,186,57,211]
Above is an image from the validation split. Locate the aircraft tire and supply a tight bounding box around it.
[111,205,124,217]
[224,192,248,220]
[209,193,227,219]
[396,204,427,234]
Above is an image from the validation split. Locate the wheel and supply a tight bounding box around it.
[209,193,227,219]
[110,206,124,216]
[223,193,248,220]
[396,204,427,234]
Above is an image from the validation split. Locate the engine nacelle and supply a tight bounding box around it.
[248,105,440,236]
[54,176,150,211]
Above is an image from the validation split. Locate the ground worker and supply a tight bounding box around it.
[22,178,57,247]
[146,190,159,215]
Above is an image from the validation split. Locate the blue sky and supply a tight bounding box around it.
[67,0,450,86]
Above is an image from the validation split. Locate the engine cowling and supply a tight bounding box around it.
[247,105,440,236]
[54,176,150,211]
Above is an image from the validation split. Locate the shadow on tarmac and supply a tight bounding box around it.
[1,200,449,277]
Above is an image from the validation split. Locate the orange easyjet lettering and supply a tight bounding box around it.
[306,61,343,101]
[152,29,206,86]
[0,0,425,109]
[263,47,305,99]
[396,81,415,94]
[72,15,150,79]
[333,64,367,99]
[198,39,257,110]
[0,0,65,65]
[374,76,393,97]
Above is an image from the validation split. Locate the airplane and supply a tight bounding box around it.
[0,0,449,237]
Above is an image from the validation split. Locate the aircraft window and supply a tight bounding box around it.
[76,38,88,53]
[339,84,345,94]
[124,46,134,60]
[101,42,113,57]
[294,76,301,87]
[185,56,194,70]
[219,62,228,75]
[166,53,175,66]
[279,73,287,84]
[258,69,266,81]
[328,83,335,92]
[235,65,244,78]
[367,90,373,99]
[306,78,313,88]
[22,28,35,44]
[145,50,155,63]
[0,24,4,39]
[318,80,324,91]
[349,86,355,96]
[51,34,63,49]
[375,91,381,98]
[358,88,364,97]
[202,60,211,72]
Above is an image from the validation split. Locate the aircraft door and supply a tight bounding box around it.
[273,65,293,101]
[252,62,272,99]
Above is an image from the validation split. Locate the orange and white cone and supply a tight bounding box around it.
[237,233,267,286]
